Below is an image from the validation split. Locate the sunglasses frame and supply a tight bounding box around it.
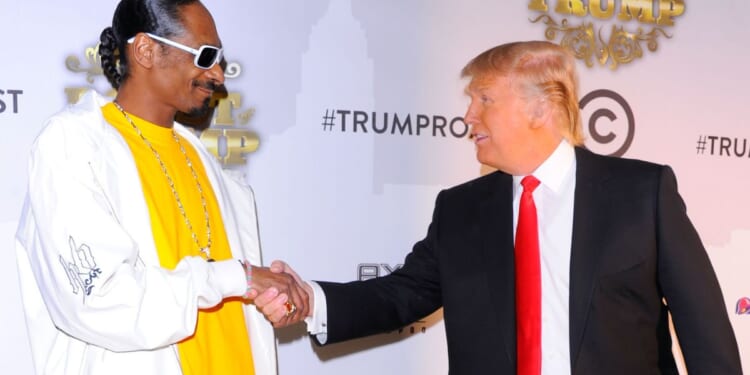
[127,32,223,70]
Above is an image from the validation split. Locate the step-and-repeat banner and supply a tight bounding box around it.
[1,1,748,373]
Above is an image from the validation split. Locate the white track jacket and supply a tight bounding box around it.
[15,90,277,375]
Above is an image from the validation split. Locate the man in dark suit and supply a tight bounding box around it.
[253,41,741,374]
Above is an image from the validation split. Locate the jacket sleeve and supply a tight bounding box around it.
[655,166,742,373]
[20,118,247,352]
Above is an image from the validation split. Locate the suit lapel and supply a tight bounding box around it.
[479,171,516,365]
[568,148,612,369]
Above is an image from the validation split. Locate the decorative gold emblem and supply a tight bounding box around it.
[65,45,104,84]
[528,0,685,70]
[65,43,258,166]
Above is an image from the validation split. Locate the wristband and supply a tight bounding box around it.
[239,260,253,299]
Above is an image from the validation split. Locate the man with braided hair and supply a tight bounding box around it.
[15,1,308,374]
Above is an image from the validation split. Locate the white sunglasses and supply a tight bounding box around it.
[127,32,223,69]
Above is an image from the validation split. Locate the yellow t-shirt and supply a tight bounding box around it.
[102,103,255,374]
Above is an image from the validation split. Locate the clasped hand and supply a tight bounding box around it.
[247,261,312,328]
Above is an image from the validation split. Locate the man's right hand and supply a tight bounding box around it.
[248,261,313,328]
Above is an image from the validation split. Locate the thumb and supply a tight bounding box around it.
[270,260,304,285]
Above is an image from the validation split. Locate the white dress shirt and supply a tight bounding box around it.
[513,140,576,375]
[307,140,577,374]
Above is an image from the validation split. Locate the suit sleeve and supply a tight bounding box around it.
[315,191,446,345]
[656,166,742,373]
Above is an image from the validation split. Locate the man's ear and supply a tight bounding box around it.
[533,104,544,119]
[529,97,550,129]
[128,33,156,70]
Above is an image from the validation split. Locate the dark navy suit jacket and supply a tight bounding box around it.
[317,148,741,374]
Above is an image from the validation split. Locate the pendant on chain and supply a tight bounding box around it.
[201,247,214,262]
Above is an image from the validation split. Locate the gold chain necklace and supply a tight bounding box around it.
[113,102,213,261]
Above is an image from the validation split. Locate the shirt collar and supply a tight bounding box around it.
[513,140,575,195]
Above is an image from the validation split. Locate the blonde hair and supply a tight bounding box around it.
[461,41,583,145]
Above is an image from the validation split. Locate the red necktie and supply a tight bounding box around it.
[516,175,541,375]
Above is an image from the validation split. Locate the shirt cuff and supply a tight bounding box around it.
[304,280,328,344]
[207,258,247,298]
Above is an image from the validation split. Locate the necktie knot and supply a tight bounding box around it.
[521,175,540,193]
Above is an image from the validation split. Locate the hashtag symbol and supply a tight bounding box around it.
[322,109,335,131]
[696,135,706,154]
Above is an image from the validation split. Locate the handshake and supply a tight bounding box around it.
[247,261,311,328]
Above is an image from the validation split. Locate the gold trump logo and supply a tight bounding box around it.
[65,44,259,166]
[528,0,685,69]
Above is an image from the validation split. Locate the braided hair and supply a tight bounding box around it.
[98,0,198,89]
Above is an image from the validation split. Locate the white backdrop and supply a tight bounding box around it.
[1,1,749,374]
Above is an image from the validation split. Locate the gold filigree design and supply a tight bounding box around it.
[530,15,671,70]
[65,45,104,83]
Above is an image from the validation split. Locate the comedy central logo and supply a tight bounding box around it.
[64,43,258,167]
[528,0,685,70]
